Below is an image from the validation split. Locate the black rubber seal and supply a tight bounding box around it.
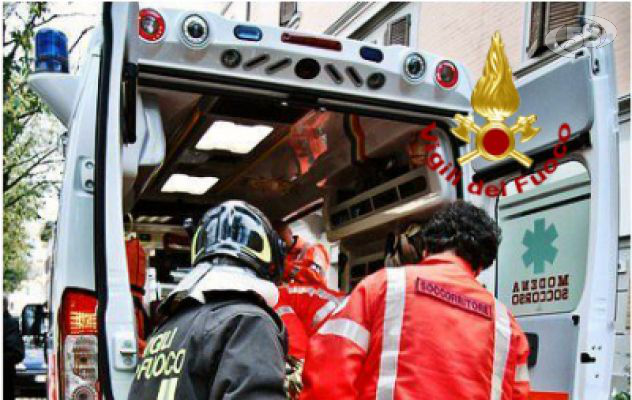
[94,3,115,399]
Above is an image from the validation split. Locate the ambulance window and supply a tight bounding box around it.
[496,161,590,317]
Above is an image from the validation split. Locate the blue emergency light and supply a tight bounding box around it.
[35,28,69,73]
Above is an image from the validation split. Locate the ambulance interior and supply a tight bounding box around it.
[122,81,595,355]
[123,85,455,326]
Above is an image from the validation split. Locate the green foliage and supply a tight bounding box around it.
[3,2,62,292]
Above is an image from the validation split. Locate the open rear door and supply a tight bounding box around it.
[94,3,140,398]
[466,44,619,398]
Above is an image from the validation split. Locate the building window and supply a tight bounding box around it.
[280,2,298,27]
[527,2,585,58]
[384,14,411,46]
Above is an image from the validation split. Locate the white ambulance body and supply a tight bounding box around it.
[29,3,626,399]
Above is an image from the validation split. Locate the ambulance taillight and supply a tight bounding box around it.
[35,29,69,73]
[435,60,459,89]
[139,8,165,42]
[59,289,100,400]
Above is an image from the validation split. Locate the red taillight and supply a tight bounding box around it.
[435,60,459,89]
[60,289,99,400]
[139,8,165,42]
[281,32,342,51]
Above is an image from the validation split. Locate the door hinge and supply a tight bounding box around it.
[113,330,138,371]
[80,158,95,193]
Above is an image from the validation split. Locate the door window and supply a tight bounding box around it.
[496,161,590,316]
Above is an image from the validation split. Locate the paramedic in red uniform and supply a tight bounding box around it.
[301,201,530,400]
[274,223,345,360]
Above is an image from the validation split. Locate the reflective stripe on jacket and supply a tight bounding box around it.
[275,283,345,359]
[301,254,530,400]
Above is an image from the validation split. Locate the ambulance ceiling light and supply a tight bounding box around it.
[161,174,218,195]
[195,121,273,154]
[139,8,166,42]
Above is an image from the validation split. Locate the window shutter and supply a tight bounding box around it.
[384,15,411,46]
[279,2,298,27]
[544,2,585,44]
[527,2,585,58]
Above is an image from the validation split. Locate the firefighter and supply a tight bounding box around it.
[128,200,287,400]
[301,201,530,400]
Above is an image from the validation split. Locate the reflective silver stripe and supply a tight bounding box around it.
[318,318,370,352]
[331,296,349,317]
[490,301,511,400]
[376,268,407,400]
[276,306,295,317]
[515,364,529,382]
[312,300,338,327]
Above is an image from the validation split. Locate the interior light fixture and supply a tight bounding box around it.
[161,174,218,195]
[195,121,273,154]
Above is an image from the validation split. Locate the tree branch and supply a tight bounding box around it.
[15,108,43,122]
[4,147,57,192]
[69,26,94,54]
[4,180,50,209]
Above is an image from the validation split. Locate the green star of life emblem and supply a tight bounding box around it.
[522,218,558,274]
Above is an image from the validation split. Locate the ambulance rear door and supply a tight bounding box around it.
[94,3,140,398]
[465,44,619,399]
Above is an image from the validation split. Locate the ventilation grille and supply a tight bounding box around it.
[329,166,428,228]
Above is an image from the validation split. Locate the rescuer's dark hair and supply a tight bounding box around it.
[420,200,501,271]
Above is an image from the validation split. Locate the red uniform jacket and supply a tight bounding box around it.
[276,283,345,359]
[301,254,530,400]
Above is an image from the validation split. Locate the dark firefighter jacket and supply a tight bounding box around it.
[127,263,287,400]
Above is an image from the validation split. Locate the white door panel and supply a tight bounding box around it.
[464,44,619,399]
[96,3,140,398]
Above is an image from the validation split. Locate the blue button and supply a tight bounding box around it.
[360,46,383,63]
[234,25,263,42]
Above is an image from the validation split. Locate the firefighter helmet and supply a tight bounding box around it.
[191,200,285,283]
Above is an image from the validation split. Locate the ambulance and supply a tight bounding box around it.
[25,3,627,399]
